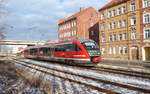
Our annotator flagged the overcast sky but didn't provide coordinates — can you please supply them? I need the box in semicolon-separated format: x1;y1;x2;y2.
4;0;110;41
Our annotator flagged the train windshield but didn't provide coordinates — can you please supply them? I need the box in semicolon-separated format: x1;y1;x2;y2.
82;41;99;50
82;41;100;56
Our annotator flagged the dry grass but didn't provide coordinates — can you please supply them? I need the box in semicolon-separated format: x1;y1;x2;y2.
0;60;51;94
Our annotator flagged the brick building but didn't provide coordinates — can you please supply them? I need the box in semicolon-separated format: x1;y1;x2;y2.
58;7;99;45
99;0;150;61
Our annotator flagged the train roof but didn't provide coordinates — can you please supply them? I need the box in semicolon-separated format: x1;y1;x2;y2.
59;39;95;43
24;39;95;50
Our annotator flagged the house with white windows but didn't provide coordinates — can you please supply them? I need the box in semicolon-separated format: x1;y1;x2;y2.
99;0;150;62
142;0;150;61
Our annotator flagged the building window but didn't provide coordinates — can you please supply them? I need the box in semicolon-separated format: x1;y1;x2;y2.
101;24;105;31
118;20;122;28
100;13;104;20
131;32;136;40
122;20;126;27
101;48;105;55
109;23;112;30
131;16;136;25
109;35;113;41
130;2;136;11
89;13;93;17
143;0;149;8
102;36;105;42
113;47;116;55
68;23;71;28
74;21;77;26
118;33;122;41
108;11;112;18
119;47;123;54
122;6;126;14
123;32;127;40
109;47;113;54
74;30;77;35
91;31;94;36
112;10;116;17
71;22;74;27
118;7;122;15
143;14;150;24
144;28;150;39
123;47;127;54
113;33;117;41
112;22;116;29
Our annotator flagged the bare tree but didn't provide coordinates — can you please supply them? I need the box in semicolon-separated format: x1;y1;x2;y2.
0;0;8;52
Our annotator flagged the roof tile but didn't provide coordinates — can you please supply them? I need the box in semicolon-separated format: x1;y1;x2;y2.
99;0;128;11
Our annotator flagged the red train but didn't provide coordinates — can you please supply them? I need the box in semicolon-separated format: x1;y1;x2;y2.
23;39;102;66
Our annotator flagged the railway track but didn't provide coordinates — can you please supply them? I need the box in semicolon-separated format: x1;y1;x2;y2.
13;60;118;94
91;67;150;79
12;59;150;93
20;59;150;79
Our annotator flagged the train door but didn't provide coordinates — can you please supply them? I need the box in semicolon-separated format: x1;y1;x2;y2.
51;48;54;57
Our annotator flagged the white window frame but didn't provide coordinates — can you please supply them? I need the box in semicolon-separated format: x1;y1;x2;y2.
109;47;113;55
119;47;122;54
143;0;149;8
113;47;116;55
101;24;105;31
112;22;116;29
108;11;112;18
100;13;104;20
144;28;150;39
122;6;126;14
118;20;122;28
122;20;126;27
118;33;122;41
101;48;105;55
131;32;136;40
130;2;136;11
109;34;113;41
109;22;112;30
118;7;122;15
123;32;127;40
102;36;105;42
143;13;150;24
112;10;116;17
131;16;136;25
123;47;127;54
113;33;116;41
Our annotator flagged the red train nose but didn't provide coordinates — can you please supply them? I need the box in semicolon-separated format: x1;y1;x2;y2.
92;57;102;62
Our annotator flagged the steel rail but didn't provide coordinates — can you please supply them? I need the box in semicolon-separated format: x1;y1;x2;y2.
13;60;119;94
14;60;150;93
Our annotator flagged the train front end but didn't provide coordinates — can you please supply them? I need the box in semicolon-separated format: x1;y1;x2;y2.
82;40;102;64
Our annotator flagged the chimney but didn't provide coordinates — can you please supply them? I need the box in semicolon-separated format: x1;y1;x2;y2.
80;7;84;12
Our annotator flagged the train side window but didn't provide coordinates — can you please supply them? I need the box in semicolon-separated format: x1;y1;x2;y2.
55;45;66;52
47;48;51;55
55;44;81;52
24;50;29;53
39;48;44;55
73;44;81;51
39;47;50;55
65;44;81;52
30;48;37;55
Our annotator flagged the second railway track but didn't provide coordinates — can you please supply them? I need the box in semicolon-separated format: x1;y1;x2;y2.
91;67;150;79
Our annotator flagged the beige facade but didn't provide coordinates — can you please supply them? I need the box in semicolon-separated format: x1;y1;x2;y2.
99;0;150;61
